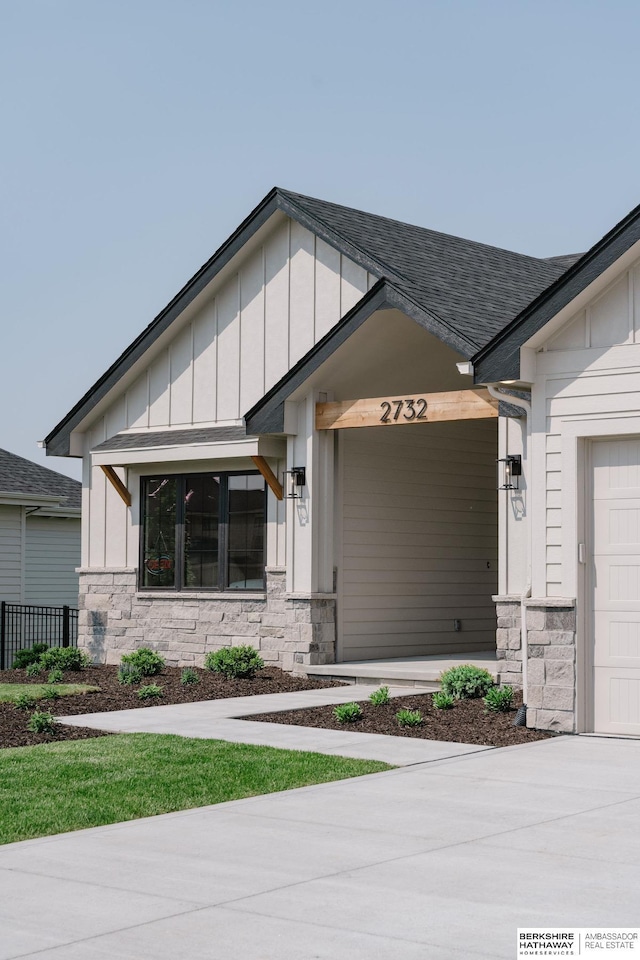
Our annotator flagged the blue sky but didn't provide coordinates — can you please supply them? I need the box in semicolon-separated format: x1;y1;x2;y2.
2;0;639;479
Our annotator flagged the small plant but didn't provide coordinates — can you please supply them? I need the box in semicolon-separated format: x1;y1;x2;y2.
48;668;64;684
483;685;514;713
27;710;57;734
14;692;37;711
25;662;43;679
439;665;495;701
41;685;61;701
368;685;390;706
432;691;454;710
13;644;48;669
396;708;423;728
121;648;165;677
118;663;143;685
204;646;264;680
138;684;163;700
180;667;200;685
333;702;363;723
40;647;91;671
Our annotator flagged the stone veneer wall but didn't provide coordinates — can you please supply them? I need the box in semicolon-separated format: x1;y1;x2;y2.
78;567;336;673
495;597;577;733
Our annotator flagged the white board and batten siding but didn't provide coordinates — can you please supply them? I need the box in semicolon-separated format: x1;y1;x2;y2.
338;421;498;661
0;505;23;603
24;516;81;608
84;219;375;569
536;259;640;597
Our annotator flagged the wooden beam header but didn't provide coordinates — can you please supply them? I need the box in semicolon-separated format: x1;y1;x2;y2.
315;389;499;431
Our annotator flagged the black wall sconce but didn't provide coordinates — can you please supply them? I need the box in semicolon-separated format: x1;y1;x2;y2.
497;455;522;490
284;467;306;499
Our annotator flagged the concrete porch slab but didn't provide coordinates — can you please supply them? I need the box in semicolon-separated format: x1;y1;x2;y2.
304;650;498;686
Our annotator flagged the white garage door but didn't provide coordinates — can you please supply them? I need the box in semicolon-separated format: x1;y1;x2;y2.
593;438;640;735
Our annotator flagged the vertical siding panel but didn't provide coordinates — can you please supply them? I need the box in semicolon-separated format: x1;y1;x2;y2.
264;221;290;390
81;444;91;568
126;373;149;429
24;517;81;606
104;467;128;567
315;238;341;339
0;505;23;602
192;300;217;423
289;222;315;365
239;248;266;413
88;419;107;568
217;275;241;419
169;322;194;425
106;396;127;440
148;350;171;426
340;257;368;315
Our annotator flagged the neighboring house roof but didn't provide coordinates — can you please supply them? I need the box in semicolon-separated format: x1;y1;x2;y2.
45;187;575;456
473;202;640;383
0;448;81;509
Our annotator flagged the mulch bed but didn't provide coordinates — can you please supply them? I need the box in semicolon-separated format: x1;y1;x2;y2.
0;665;343;750
248;690;554;748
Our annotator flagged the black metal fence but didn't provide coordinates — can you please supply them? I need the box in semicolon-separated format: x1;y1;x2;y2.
0;602;78;670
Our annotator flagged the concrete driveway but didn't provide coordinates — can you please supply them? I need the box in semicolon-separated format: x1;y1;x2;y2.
1;734;639;959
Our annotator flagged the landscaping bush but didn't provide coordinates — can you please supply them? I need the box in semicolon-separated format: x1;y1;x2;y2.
432;691;454;710
483;685;514;713
180;668;200;686
14;692;37;711
121;648;165;677
26;711;57;734
41;686;61;701
333;702;363;723
13;644;48;669
25;662;43;679
118;663;143;685
47;668;64;685
204;646;264;680
40;648;91;671
368;685;390;706
439;665;495;700
138;684;163;700
396;708;423;728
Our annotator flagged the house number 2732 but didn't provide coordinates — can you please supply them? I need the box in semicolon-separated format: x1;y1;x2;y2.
380;398;428;423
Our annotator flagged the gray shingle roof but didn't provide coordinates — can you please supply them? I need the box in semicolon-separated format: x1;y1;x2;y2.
278;190;574;351
0;448;81;508
93;426;249;452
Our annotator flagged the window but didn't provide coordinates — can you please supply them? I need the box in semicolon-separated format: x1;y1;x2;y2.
140;472;266;591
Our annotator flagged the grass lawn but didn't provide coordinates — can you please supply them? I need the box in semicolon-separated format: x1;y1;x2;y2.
0;733;392;845
0;683;99;703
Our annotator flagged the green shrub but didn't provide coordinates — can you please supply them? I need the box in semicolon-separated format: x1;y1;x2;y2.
333;702;363;723
483;685;514;712
180;668;200;686
41;686;61;701
25;662;43;679
27;710;57;734
138;684;163;700
48;668;64;685
204;646;264;680
432;691;454;710
118;663;143;685
439;665;495;700
368;685;390;706
396;708;423;727
14;692;37;711
40;648;91;671
121;648;165;677
13;644;48;669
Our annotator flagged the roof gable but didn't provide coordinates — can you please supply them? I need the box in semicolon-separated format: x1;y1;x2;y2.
473;202;640;382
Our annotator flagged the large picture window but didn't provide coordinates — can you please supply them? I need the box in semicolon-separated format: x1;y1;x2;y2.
140;472;266;591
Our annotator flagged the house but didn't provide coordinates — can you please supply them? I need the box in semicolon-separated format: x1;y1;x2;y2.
0;448;81;607
44;188;640;736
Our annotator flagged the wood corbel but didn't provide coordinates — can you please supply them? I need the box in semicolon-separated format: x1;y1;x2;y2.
251;455;283;501
100;465;132;507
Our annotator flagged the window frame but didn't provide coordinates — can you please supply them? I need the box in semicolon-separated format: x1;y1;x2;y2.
138;470;267;593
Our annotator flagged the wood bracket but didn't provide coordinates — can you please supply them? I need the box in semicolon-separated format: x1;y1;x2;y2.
251;455;283;501
100;465;132;507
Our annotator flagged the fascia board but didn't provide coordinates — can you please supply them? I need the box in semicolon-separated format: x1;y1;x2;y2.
0;492;64;507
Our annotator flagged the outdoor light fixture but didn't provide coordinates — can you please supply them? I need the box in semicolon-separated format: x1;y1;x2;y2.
284;467;306;499
497;455;522;490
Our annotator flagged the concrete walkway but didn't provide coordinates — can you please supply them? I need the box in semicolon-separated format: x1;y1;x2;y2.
1;735;639;959
59;685;492;765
